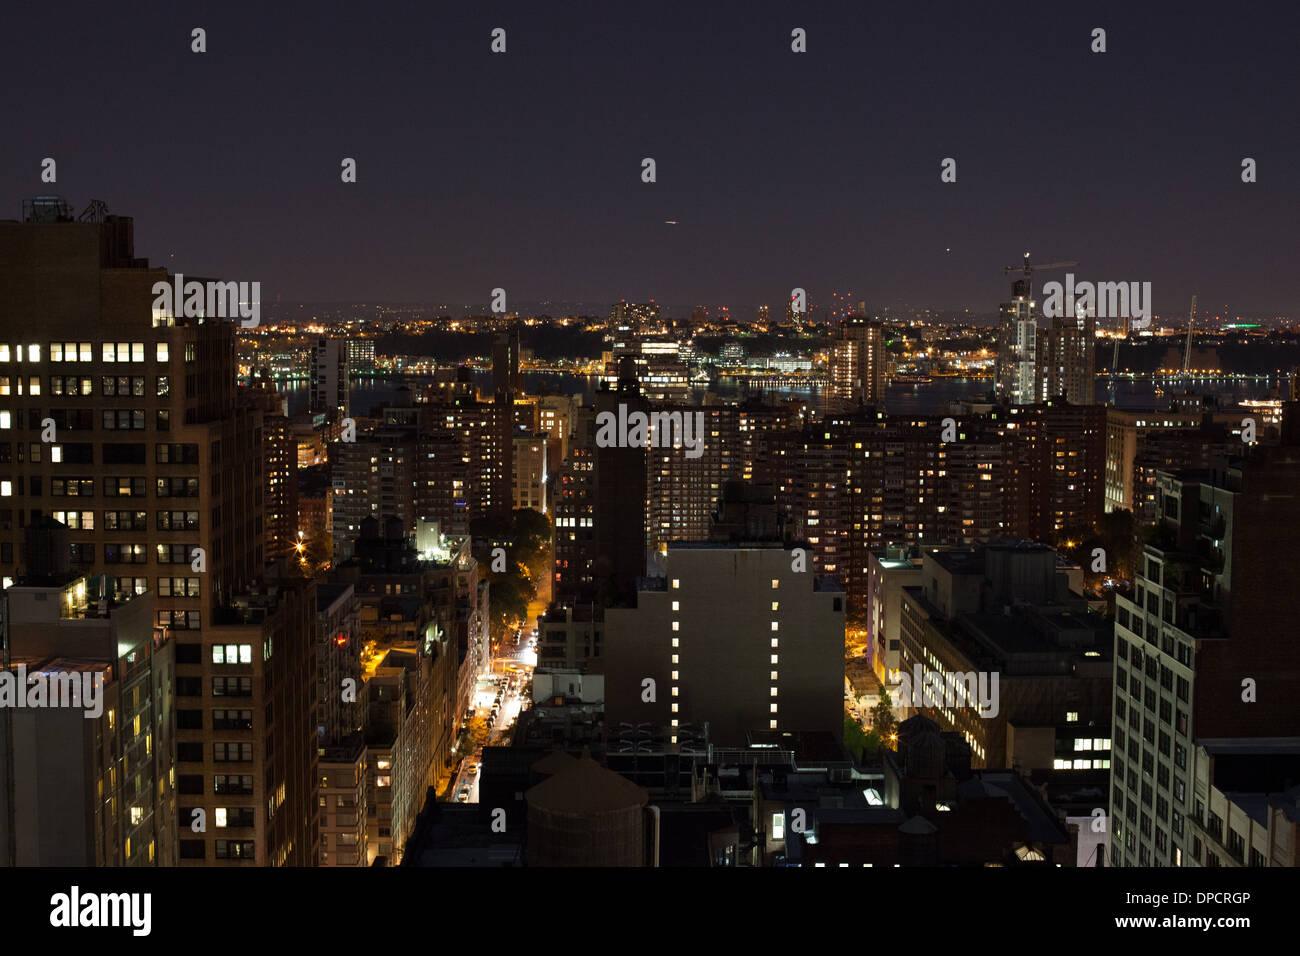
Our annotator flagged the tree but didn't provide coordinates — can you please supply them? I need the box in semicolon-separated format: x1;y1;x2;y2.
861;730;883;758
466;715;489;750
512;508;550;552
488;575;531;645
871;689;898;744
456;716;490;757
843;713;871;761
511;508;552;585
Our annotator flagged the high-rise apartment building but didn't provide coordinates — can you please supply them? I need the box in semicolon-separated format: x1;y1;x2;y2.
1109;439;1300;867
645;405;734;551
249;383;297;562
552;405;596;602
828;316;886;410
1001;402;1106;543
609;300;659;341
1104;408;1239;524
345;338;376;379
330;392;510;557
770;409;1007;614
490;328;520;522
1036;309;1096;405
537;394;577;465
311;338;349;419
554;364;648;607
318;733;368;866
316;581;362;745
513;433;547;513
179;573;318;866
0;202;313;867
997;279;1037;406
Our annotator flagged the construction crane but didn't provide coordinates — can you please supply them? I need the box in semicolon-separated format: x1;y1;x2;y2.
1182;294;1198;377
1003;252;1079;299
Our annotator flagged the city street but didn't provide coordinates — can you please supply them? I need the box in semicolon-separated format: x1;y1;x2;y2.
447;626;537;803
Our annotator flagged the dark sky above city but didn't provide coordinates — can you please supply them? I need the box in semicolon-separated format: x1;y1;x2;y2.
3;0;1298;318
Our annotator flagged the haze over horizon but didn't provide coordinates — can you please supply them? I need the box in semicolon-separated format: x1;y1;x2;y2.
3;0;1297;314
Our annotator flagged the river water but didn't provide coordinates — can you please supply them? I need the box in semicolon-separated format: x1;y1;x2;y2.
281;371;1279;418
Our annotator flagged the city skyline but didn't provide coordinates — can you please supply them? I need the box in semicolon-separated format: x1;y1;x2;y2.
4;2;1300;916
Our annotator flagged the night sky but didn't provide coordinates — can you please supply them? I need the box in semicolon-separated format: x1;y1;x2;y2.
3;0;1298;317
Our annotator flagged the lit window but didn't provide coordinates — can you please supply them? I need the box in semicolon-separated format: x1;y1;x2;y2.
27;345;39;362
671;671;679;680
771;602;779;611
771;638;778;648
1066;711;1079;723
672;638;679;648
771;671;778;680
770;687;778;696
0;411;9;429
215;808;228;828
671;687;678;697
671;601;679;611
671;703;678;713
0;481;11;497
769;719;778;729
672;579;680;589
772;813;785;840
0;346;8;362
156;342;169;362
672;621;679;631
770;704;778;713
671;654;678;664
771;579;779;589
770;654;778;664
771;621;779;631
